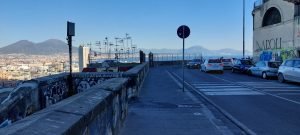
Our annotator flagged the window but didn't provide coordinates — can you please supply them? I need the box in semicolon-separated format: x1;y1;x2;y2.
268;62;281;68
255;61;262;67
241;60;252;65
256;61;265;67
262;7;281;27
222;59;231;62
285;60;294;67
294;60;300;68
208;59;221;63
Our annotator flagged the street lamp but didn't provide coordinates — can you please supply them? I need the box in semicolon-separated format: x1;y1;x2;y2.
67;21;75;96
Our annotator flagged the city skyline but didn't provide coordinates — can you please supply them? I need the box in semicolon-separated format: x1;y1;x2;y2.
0;0;255;51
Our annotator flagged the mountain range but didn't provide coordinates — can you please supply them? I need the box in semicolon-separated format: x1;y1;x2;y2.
0;39;252;56
141;46;252;56
0;39;78;55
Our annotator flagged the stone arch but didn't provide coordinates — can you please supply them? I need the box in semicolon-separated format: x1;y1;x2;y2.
262;7;282;27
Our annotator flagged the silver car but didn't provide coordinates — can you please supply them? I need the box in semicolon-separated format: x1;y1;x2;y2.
201;59;224;73
278;59;300;83
221;58;233;70
248;61;281;79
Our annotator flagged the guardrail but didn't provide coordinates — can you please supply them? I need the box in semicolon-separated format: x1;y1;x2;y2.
0;62;149;134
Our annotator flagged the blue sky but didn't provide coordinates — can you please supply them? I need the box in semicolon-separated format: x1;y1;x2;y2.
0;0;255;51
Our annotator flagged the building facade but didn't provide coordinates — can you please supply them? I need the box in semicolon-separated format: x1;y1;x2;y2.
79;45;90;72
253;0;300;61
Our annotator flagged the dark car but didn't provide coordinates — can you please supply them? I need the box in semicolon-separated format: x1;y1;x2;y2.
186;59;202;69
232;59;254;73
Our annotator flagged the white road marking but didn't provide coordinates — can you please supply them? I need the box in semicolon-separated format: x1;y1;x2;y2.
195;86;242;88
192;83;263;96
276;93;300;95
263;90;300;92
209;74;300;105
201;88;251;92
205;91;263;96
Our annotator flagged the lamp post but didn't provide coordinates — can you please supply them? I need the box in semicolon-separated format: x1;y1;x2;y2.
67;21;75;96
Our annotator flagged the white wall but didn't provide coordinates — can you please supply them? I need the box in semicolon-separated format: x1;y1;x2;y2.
79;46;90;72
253;0;300;61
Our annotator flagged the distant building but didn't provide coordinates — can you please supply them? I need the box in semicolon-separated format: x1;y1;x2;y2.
253;0;300;61
79;45;90;72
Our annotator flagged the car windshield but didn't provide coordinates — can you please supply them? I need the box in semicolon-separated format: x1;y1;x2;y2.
208;59;221;63
268;62;281;68
241;60;252;65
222;59;231;62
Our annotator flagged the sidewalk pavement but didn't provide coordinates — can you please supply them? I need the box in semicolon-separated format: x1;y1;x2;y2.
119;67;230;135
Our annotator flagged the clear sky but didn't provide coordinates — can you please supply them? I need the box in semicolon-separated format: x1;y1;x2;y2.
0;0;255;51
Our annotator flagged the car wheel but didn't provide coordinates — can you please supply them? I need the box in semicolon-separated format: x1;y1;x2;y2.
262;72;268;79
278;73;285;83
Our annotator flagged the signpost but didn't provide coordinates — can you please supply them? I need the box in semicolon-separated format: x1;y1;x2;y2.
67;21;75;96
177;25;190;92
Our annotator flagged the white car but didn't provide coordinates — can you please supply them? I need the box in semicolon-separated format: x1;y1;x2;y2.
221;58;233;70
278;58;300;83
201;59;224;73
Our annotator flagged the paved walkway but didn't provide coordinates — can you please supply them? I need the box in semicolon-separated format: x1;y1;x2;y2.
120;67;226;135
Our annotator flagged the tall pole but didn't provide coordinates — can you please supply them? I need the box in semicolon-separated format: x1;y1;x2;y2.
243;0;245;58
67;36;74;96
182;27;185;92
67;21;75;96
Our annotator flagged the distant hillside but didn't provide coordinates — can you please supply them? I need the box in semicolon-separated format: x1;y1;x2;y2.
141;46;252;56
0;39;78;55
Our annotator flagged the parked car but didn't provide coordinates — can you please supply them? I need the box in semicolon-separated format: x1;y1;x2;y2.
278;58;300;83
186;59;202;69
221;58;233;69
248;61;281;79
201;58;223;73
232;59;253;73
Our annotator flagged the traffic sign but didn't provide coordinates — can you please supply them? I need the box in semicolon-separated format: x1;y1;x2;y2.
177;25;190;39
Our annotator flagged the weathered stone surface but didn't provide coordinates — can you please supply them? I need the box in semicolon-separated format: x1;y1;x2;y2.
0;86;112;135
123;63;148;77
97;78;129;92
0;62;149;134
0;80;39;128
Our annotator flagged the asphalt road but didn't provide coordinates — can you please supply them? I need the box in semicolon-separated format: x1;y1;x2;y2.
169;67;300;135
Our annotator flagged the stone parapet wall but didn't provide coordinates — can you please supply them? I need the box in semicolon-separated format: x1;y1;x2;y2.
0;63;149;134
